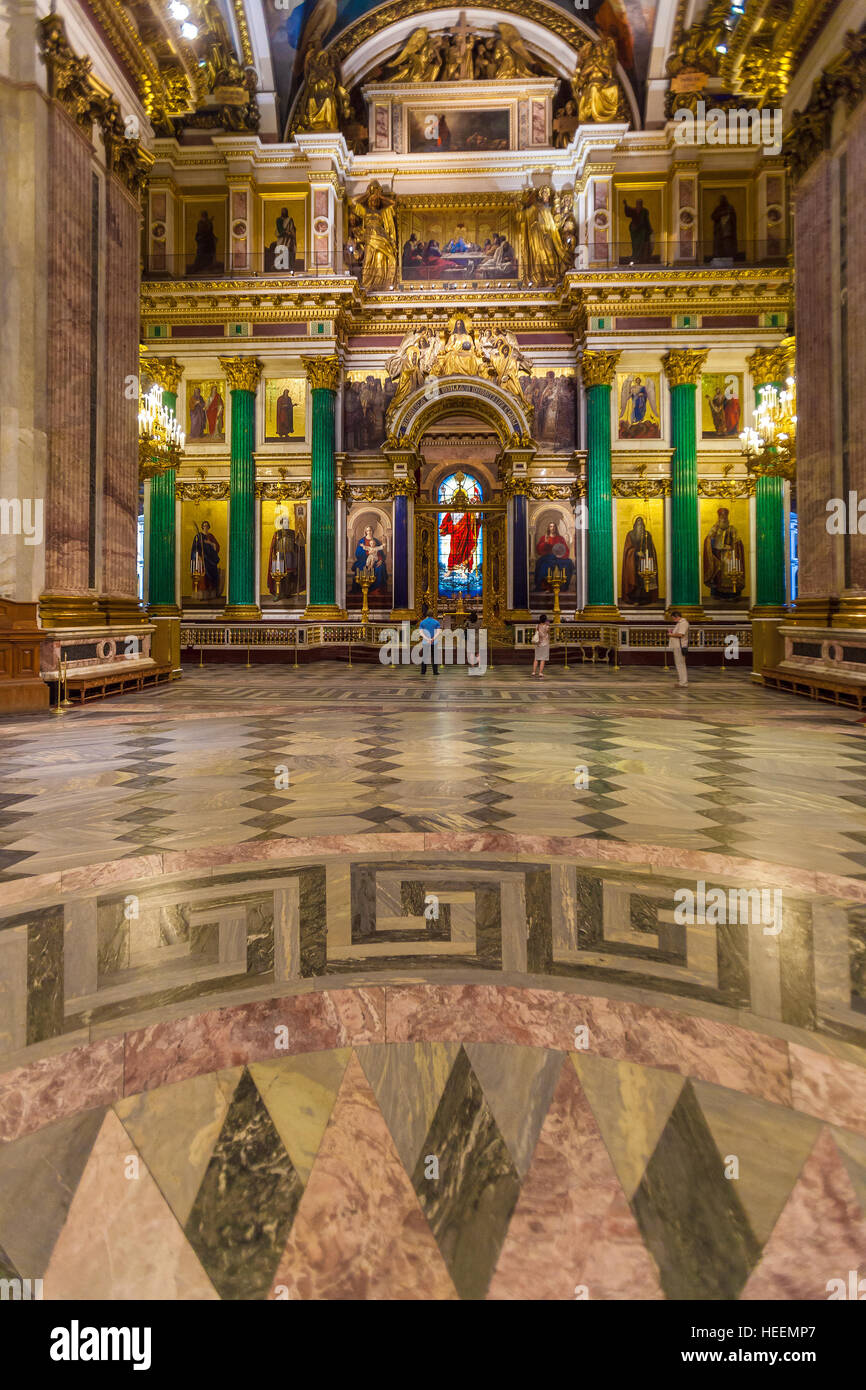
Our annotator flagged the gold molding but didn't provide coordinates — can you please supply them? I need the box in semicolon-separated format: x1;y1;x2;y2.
140;353;183;394
581;349;621;388
747;337;795;386
218;355;264;392
661;348;709;387
302;355;341;392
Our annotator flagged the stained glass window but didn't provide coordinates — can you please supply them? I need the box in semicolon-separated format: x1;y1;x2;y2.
437;471;483;600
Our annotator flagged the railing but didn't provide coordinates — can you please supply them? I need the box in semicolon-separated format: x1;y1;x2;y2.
144;239;789;284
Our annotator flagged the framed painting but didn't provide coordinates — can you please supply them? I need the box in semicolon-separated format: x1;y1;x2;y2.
181;499;227;603
183;199;226;276
617;496;666;607
260;500;307;607
522;371;576;452
261;195;307;273
407;108;510;154
701;372;743;438
264;378;306;442
616;372;662;440
186;380;226;443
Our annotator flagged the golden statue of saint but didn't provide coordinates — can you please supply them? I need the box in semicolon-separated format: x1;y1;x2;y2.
489;23;536;78
349;181;399;292
385;28;443;82
517;186;570;286
438;315;483;375
571;37;623;124
293;49;350;133
481;327;531;400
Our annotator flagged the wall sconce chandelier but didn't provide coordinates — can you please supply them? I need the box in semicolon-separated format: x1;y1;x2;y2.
739;376;797;479
138;384;185;476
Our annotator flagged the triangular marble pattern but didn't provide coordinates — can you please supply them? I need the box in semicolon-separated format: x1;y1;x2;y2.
43;1110;219;1300
358;1041;461;1174
0;1107;105;1278
249;1049;352;1184
742;1128;866;1299
489;1054;662;1300
572;1052;684;1200
271;1052;458;1300
115;1068;242;1227
463;1043;564;1177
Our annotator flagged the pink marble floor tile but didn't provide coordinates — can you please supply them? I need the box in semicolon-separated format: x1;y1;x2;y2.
488;1056;662;1299
0;873;62;909
123;987;386;1095
789;1043;866;1136
741;1127;866;1299
269;1052;458;1300
60;856;164;895
384;985;791;1104
0;1038;123;1144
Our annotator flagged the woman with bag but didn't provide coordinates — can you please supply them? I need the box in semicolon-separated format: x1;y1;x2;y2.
532;615;551;679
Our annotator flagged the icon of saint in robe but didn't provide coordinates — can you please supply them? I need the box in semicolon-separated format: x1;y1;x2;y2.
190;520;221;599
703;507;746;599
267;513;305;599
205;386;224;437
534;522;575;588
276;389;295;438
189;387;207;439
352;525;387;591
621;515;659;605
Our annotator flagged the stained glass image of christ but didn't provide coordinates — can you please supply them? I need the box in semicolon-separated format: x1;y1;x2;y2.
438;471;483;601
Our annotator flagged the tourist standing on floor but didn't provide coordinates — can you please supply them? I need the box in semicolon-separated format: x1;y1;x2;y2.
668;609;689;687
462;609;480;668
419;603;441;675
532;614;551;678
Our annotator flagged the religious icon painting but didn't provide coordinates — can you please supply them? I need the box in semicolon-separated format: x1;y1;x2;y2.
400;208;518;283
616;372;662;440
700;185;747;263
407;108;510;155
615;186;663;265
181;499;227;604
347;507;391;608
186;380;226;442
260;500;307;607
617;497;666;607
530;504;575;602
521;371;576;452
700;496;750;605
701;372;743;438
264;379;306;442
184;199;226;276
437;470;483;602
343;372;396;452
261;195;307;273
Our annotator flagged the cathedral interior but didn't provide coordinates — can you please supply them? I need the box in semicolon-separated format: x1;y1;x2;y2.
2;0;866;1326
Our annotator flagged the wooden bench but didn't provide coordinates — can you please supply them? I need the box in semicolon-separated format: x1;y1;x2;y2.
49;664;172;705
762;666;866;711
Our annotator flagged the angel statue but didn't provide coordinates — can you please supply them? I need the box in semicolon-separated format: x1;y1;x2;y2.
349;180;399;291
386;327;441;410
291;47;350;133
385;28;443;83
489;23;536;78
481;327;532;401
571;36;624;124
516;185;571;286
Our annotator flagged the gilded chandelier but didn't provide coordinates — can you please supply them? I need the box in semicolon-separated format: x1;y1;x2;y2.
138;385;185;475
739;376;797;479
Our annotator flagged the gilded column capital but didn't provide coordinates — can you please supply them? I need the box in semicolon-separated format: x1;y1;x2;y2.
501;476;531;498
141;353;183;395
218;356;264;393
391;478;418;497
662;349;709;388
747;337;795;386
581;350;621;389
303;355;341;393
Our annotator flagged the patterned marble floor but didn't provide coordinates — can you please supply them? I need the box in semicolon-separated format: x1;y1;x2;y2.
0;665;864;881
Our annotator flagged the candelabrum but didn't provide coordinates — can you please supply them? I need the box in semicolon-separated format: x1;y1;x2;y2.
357;567;374;632
739;376;797;479
547;564;566;624
138;385;185;477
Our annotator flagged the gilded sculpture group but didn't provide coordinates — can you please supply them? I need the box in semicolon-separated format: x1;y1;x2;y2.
347;180;576;292
291;24;624;137
386;314;532;412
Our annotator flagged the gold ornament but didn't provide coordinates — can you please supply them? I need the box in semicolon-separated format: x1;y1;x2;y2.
140;353;183;395
303;355;341;392
571;37;626;123
218;356;264;393
662;349;709;387
581;350;621;388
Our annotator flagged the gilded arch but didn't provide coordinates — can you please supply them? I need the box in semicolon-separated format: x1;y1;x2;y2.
385;374;535;455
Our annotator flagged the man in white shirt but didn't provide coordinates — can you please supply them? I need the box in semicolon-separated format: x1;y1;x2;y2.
668;609;689;688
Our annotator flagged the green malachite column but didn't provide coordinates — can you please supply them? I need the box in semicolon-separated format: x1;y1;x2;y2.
581;350;621;618
143;356;182;615
747;345;791;614
663;349;708;617
221;356;263;620
303;354;345;617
